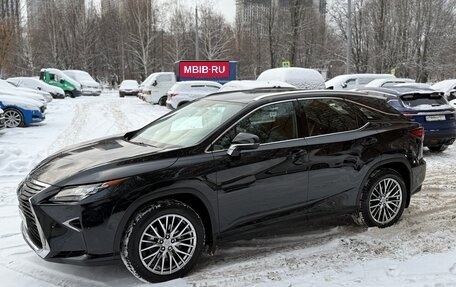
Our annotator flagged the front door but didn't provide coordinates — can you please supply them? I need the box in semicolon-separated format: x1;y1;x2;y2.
210;100;309;232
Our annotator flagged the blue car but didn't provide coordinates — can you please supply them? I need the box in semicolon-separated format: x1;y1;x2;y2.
0;95;45;128
359;87;456;152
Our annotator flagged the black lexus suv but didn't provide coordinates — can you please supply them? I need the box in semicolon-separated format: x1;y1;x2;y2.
18;89;426;283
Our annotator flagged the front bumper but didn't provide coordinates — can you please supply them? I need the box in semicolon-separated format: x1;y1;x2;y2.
81;89;102;96
18;179;121;265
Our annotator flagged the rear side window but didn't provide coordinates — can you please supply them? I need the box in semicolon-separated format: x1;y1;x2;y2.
300;99;363;137
400;93;447;108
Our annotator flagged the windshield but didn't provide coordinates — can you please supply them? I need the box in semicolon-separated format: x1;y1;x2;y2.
0;80;16;89
400;93;448;108
130;99;245;149
66;71;95;82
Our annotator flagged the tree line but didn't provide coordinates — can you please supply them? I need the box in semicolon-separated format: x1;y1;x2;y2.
0;0;455;83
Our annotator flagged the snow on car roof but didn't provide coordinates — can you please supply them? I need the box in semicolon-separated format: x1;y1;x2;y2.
257;68;325;89
431;79;456;92
220;80;295;92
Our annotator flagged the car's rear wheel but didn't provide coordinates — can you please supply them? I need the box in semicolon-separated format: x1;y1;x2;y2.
356;169;406;228
65;91;73;98
4;108;24;128
158;96;167;106
428;145;448;152
121;200;205;283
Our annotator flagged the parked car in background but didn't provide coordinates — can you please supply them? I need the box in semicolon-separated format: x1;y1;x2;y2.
358;86;456;152
219;80;296;92
166;80;221;109
0;108;5;130
7;77;65;99
40;68;81;98
393;83;432;90
257;67;325;89
0;79;47;110
325;74;395;90
18;89;426;283
141;72;176;105
63;70;102;96
119;80;140;97
6;80;53;102
0;94;45;127
448;89;456;102
365;78;415;88
431;79;456;98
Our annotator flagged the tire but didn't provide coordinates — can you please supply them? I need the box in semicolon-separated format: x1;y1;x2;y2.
428;145;448;152
158;96;167;106
65;91;74;98
4;108;24;128
355;169;406;228
121;200;205;283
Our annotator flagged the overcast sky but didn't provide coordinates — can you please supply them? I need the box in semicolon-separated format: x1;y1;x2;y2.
184;0;236;23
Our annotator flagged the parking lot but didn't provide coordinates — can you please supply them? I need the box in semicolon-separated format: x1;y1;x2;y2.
0;91;455;286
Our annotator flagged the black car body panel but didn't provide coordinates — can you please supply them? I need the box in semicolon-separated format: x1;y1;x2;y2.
18;89;426;265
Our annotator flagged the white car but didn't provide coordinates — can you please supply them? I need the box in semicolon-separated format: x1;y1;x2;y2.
325;74;395;90
365;78;415;88
166;81;221;109
219;80;296;92
63;70;102;96
7;77;65;99
141;72;177;105
0;79;47;109
119;80;140;97
431;79;456;97
6;79;53;102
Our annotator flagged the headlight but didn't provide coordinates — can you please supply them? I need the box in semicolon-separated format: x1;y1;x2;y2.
51;179;124;202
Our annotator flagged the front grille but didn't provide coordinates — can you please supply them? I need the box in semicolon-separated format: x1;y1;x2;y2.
18;180;47;248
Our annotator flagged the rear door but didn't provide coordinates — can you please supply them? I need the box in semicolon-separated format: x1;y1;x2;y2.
299;98;370;210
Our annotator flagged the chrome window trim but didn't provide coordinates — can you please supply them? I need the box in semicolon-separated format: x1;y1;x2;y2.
205;99;299;153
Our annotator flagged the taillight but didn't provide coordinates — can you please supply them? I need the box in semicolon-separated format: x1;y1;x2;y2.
168;93;178;98
409;127;424;139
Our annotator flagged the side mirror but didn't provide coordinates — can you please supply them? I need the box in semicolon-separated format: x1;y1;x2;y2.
152;80;158;87
227;132;260;157
60;79;65;84
341;82;348;89
37;87;42;90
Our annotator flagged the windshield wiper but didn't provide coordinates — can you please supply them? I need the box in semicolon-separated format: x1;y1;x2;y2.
130;141;156;148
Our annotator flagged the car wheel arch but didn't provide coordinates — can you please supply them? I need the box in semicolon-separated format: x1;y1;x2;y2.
356;157;412;208
113;188;218;254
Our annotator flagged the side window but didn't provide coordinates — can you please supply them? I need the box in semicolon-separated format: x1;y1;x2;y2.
157;74;172;82
49;73;56;81
213;101;298;150
300;99;362;137
344;78;356;89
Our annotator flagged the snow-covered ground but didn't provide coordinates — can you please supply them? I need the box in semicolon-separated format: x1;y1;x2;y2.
0;91;455;286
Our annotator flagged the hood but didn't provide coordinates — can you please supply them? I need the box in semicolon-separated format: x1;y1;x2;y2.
1;88;45;103
45;84;65;95
29;135;178;186
79;80;100;87
0;94;42;109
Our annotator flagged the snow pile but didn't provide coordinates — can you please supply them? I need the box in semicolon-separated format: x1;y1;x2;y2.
257;68;325;90
406;103;454;111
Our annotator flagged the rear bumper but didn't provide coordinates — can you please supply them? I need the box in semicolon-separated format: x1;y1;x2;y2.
410;158;426;196
423;129;456;147
81;89;102;96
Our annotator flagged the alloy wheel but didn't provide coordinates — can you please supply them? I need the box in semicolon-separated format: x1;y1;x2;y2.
139;214;197;275
4;110;22;128
368;178;403;225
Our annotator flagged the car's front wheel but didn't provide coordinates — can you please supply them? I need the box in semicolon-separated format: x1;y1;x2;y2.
356;169;406;228
4;108;24;128
158;96;167;106
121;200;205;283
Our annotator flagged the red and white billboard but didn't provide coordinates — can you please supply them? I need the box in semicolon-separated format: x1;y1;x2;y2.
179;61;230;79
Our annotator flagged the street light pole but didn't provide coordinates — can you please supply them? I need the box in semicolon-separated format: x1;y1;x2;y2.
346;0;352;74
195;4;199;60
